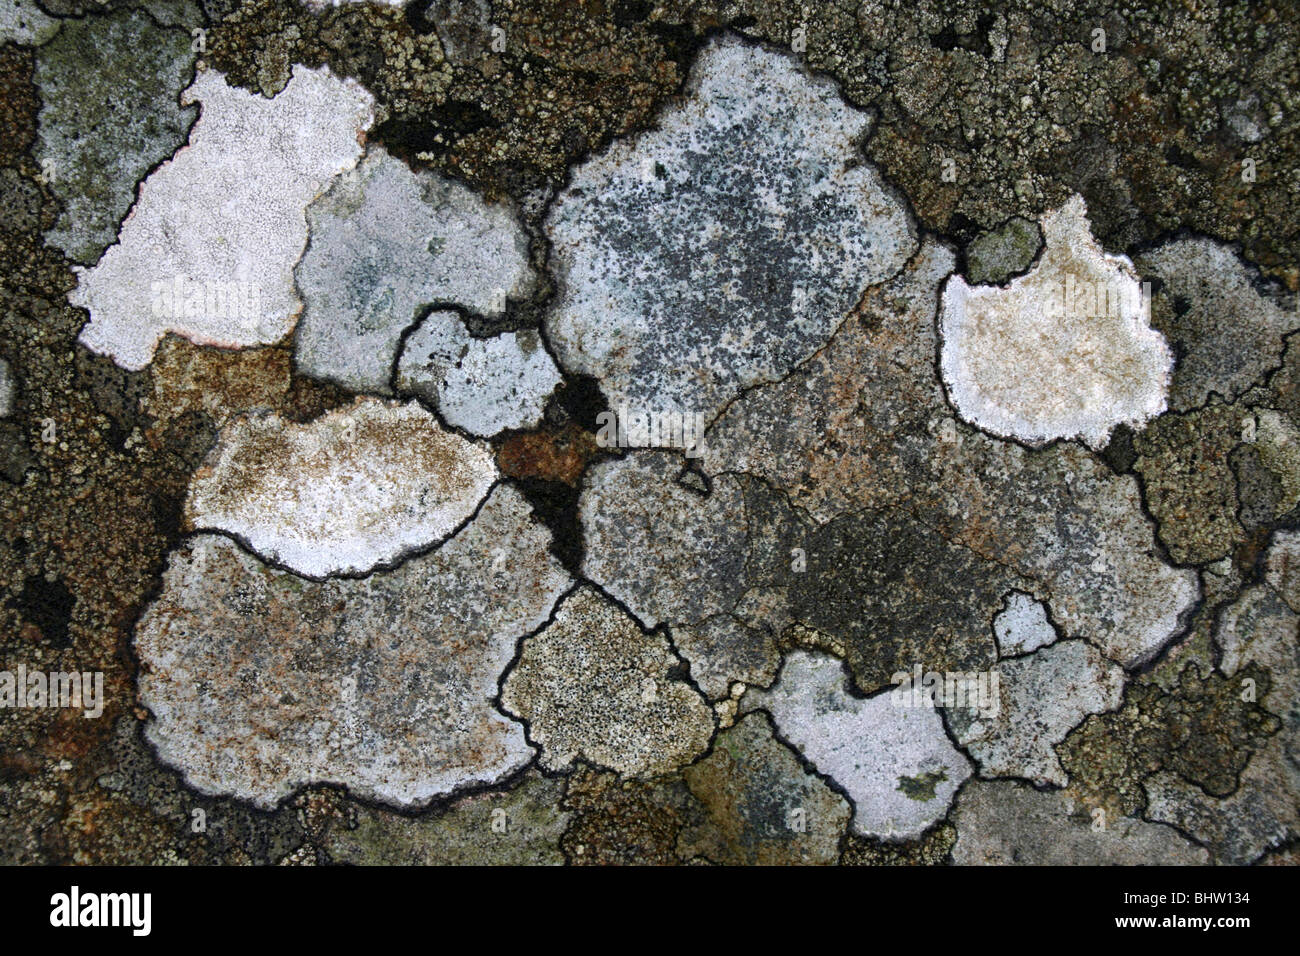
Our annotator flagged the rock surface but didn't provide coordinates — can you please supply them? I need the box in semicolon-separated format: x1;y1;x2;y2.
544;34;914;429
136;484;571;809
72;65;374;370
184;399;497;578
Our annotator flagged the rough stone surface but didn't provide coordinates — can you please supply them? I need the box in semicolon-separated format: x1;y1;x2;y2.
71;65;374;370
0;357;11;417
184;399;496;578
9;2;1300;867
395;310;559;436
1144;572;1299;863
703;240;1198;669
949;640;1126;786
136;483;571;809
963;216;1041;286
1138;238;1300;412
294;147;534;395
500;586;714;777
940;194;1172;449
0;1;58;46
35;10;196;264
325;771;570;866
1133;402;1247;565
581;452;749;629
672;615;779;702
680;713;850;865
748;651;971;840
544;34;914;429
951;781;1208;865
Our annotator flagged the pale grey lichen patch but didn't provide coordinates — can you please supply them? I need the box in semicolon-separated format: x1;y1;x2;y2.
951;780;1208;865
395;311;559;436
702;240;1198;669
679;712;850;865
544;34;915;429
35;9;195;264
136;484;571;810
747;651;970;840
0;0;58;45
1138;238;1300;411
294;147;534;395
500;586;714;777
949;641;1125;787
940;194;1172;449
72;65;375;371
993;591;1057;657
184;398;496;578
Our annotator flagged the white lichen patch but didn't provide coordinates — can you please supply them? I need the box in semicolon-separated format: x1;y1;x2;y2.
748;651;971;839
949;640;1125;786
136;484;569;809
294;148;535;395
395;310;560;436
993;591;1057;657
184;398;496;578
71;65;375;371
940;194;1172;449
500;586;715;776
544;34;915;429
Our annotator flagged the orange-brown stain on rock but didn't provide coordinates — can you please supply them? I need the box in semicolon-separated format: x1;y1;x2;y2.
497;423;597;486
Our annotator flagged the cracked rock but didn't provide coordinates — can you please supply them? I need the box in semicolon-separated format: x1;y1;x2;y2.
72;64;375;370
1144;571;1299;864
294;147;534;395
747;650;971;840
581;452;750;629
940;194;1172;449
184;398;497;578
500;586;714;777
703;239;1197;668
544;34;914;430
135;483;571;809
